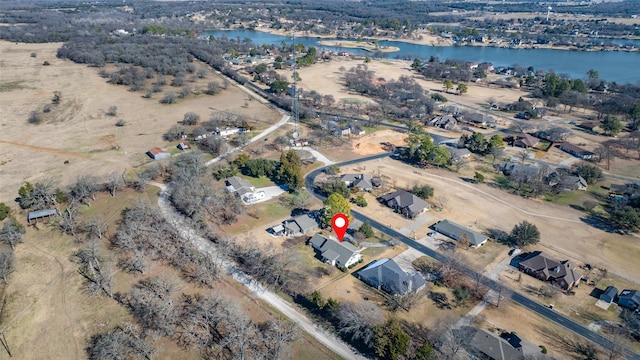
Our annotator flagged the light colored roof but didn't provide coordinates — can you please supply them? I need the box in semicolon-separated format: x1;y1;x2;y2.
434;219;488;246
283;213;318;234
28;208;58;220
226;176;253;192
358;258;426;295
309;234;359;266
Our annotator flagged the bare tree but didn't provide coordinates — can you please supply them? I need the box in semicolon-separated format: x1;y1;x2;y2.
206;81;221;95
106;171;123;197
258;320;297;360
73;241;115;297
181;112;200;126
87;322;157;360
69;175;98;205
125;276;179;336
0;248;14;281
336;301;385;348
0;220;25;250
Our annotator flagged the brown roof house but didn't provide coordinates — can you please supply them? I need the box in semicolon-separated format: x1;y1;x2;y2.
379;190;429;219
518;251;582;290
557;143;595;160
514;133;539;148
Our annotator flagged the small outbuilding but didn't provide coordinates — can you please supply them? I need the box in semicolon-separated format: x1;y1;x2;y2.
600;285;618;304
28;208;59;224
146;147;170;160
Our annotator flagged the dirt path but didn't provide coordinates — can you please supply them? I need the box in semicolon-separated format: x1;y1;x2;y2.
153;182;365;360
0;139;93;160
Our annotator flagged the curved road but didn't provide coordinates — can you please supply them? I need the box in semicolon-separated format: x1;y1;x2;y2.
305;154;640;360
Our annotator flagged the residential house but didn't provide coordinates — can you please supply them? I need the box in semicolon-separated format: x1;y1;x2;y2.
357;258;426;295
461;112;494;127
216;127;243;137
350;125;366;136
282;213;319;237
308;234;362;268
225;176;265;204
341;174;373;191
146;147;170;160
379;190;430;218
578;121;600;132
427;114;457;129
609;183;640;203
442;143;471;160
457;326;541;360
433;219;488;248
518;251;582;290
600;285;618;304
618;289;640;310
558;143;596;160
514;133;539;148
27;208;59;225
547;172;588;191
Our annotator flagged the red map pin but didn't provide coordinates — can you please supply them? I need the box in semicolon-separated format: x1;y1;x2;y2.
331;213;349;242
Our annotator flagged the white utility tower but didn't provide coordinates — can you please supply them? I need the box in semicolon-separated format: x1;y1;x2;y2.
546;6;552;21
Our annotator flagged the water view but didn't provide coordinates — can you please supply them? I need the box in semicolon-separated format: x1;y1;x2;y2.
207;29;640;84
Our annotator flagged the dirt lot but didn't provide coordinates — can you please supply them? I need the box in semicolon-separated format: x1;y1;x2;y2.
338;157;640;284
0;41;281;204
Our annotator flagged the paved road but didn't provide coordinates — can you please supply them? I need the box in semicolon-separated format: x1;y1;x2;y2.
305;155;640;360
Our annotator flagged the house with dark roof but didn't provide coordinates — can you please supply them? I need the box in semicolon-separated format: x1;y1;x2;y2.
357;258;426;295
308;234;362;268
578;121;600;132
282;213;319;237
600;285;618;304
518;251;582;290
458;326;541;360
427;114;457;129
514;133;539;148
379;190;429;218
618;289;640;310
27;208;59;224
340;174;373;191
557;143;596;160
433;219;488;248
146;147;170;160
547;172;588;191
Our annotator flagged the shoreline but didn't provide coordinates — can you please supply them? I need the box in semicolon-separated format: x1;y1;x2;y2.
316;40;400;53
248;26;639;53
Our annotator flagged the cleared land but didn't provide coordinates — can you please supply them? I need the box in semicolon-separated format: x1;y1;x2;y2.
0;41;281;204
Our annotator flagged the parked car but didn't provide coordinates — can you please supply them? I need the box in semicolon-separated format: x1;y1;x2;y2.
428;232;437;237
509;248;522;256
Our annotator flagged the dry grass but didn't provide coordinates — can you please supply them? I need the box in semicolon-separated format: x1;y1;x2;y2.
0;41;281;204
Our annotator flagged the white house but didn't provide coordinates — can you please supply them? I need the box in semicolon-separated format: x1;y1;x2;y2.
309;234;362;268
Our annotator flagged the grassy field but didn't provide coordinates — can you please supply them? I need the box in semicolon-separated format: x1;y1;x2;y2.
222;200;292;235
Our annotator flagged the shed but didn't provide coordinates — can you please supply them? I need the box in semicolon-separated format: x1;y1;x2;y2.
600;286;618;304
146;147;170;160
27;208;59;224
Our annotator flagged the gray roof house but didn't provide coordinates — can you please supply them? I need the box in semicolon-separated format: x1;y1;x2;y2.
357;258;426;295
309;234;362;268
340;174;373;191
600;285;618;304
27;208;59;224
427;114;457;129
618;289;640;310
379;190;429;218
547;172;588;191
226;176;255;196
433;219;488;247
283;213;319;237
459;326;541;360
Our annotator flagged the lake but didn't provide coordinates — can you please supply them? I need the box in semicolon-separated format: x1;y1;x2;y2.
206;30;640;84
